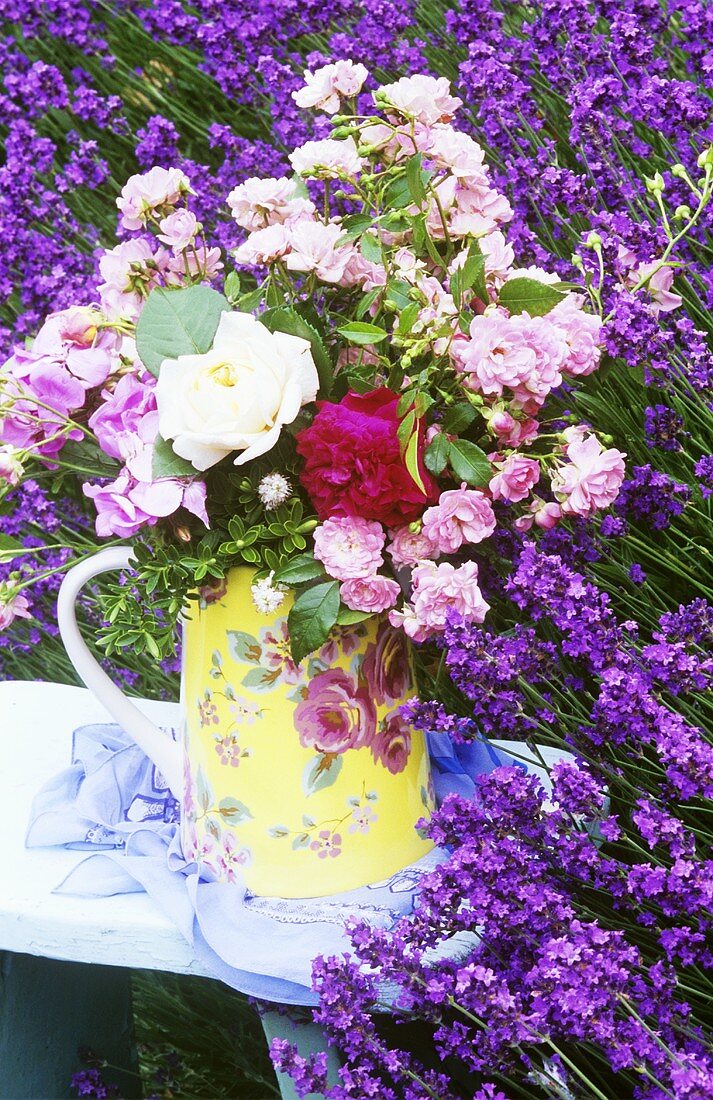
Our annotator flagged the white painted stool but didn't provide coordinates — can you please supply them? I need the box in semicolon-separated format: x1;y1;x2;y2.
0;680;337;1100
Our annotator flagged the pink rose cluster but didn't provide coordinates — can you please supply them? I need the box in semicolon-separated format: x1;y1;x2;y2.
1;307;117;458
390;560;490;643
83;372;208;538
550;429;626;518
313;516;401;614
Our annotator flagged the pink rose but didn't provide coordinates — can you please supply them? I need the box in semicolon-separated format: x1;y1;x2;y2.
550;434;626;517
289;137;364;178
294;668;377;755
458;311;567;408
424;126;485;178
292;60;368;114
116;165;191;230
387;525;438;567
489;454;541;503
377;75;462;125
371;712;412;775
233;224;292;266
390;559;490;642
98;238;170;321
549;295;602;377
361;621;412;706
157;209;199;251
314;516;385;580
421;485;496;554
227;176;315;231
284;220;355;283
340;574;400;613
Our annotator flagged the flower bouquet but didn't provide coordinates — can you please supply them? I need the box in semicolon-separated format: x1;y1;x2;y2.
0;65;627;895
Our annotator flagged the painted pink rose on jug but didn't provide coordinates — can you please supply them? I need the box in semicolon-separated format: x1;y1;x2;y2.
294;668;377;755
361;621;413;706
371;712;412;775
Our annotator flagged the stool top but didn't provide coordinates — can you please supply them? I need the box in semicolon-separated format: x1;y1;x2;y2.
0;679;210;976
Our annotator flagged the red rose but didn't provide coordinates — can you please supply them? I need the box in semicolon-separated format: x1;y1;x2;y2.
296;388;438;526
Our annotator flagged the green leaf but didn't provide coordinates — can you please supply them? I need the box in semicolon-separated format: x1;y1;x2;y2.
235;286;263;313
448;439;492;487
337;321;389;346
224;271;241;304
0;534;23;563
406;153;427;205
151;434;197;479
336;607;371;625
397;407;416;449
405;428;427;494
424;433;450;476
272;553;326;586
498;276;567;317
287;581;340;665
302;753;343;797
261;307;334;395
442;403;477;434
356;287;383;320
339;213;374;241
359;232;382;263
135;285;230;376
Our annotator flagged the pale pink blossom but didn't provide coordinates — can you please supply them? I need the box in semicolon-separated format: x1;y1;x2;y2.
513;499;563;533
289;137;364;178
340;249;387;290
116;166;191;230
480;231;515;288
449;179;513;237
458;311;568;408
157;209;199;251
508;265;561;285
424;125;485;178
340;574;401;613
487;410;539;448
233;223;292;266
394;248;427;282
421;485;496;553
0;589;31;631
489;454;541;503
549;294;603;377
226;176;315;231
636;261;683;313
292;60;368;114
377;75;462;125
550;434;626;517
313;516;385;580
387;525;438;567
284;220;355;283
98;238;170;321
179;245;223;280
389;559;489;642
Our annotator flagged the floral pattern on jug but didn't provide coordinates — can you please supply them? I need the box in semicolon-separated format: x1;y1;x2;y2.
179;570;435;898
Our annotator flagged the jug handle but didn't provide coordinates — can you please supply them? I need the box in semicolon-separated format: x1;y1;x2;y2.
57;545;183;797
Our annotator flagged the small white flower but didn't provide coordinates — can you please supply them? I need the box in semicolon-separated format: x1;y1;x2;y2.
258;472;292;510
251;572;288;615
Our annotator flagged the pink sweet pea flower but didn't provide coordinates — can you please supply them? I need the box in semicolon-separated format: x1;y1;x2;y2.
489;454;541;503
421;486;496;554
292;60;368;114
313;516;385;581
0;588;31;631
550;434;626;517
340;574;401;613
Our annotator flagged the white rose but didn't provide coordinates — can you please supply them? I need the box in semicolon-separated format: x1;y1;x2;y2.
155;312;319;471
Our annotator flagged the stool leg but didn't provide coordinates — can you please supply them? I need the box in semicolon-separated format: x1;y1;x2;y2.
260;1009;341;1100
0;951;141;1099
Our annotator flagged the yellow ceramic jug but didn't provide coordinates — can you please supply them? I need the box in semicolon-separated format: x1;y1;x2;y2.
58;548;435;898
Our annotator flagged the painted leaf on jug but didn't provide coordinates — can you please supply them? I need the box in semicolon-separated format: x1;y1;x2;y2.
227;630;262;664
302;752;343;797
218;797;254;823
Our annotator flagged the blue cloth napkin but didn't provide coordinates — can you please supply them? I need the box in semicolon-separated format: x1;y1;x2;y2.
26;723;521;1005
